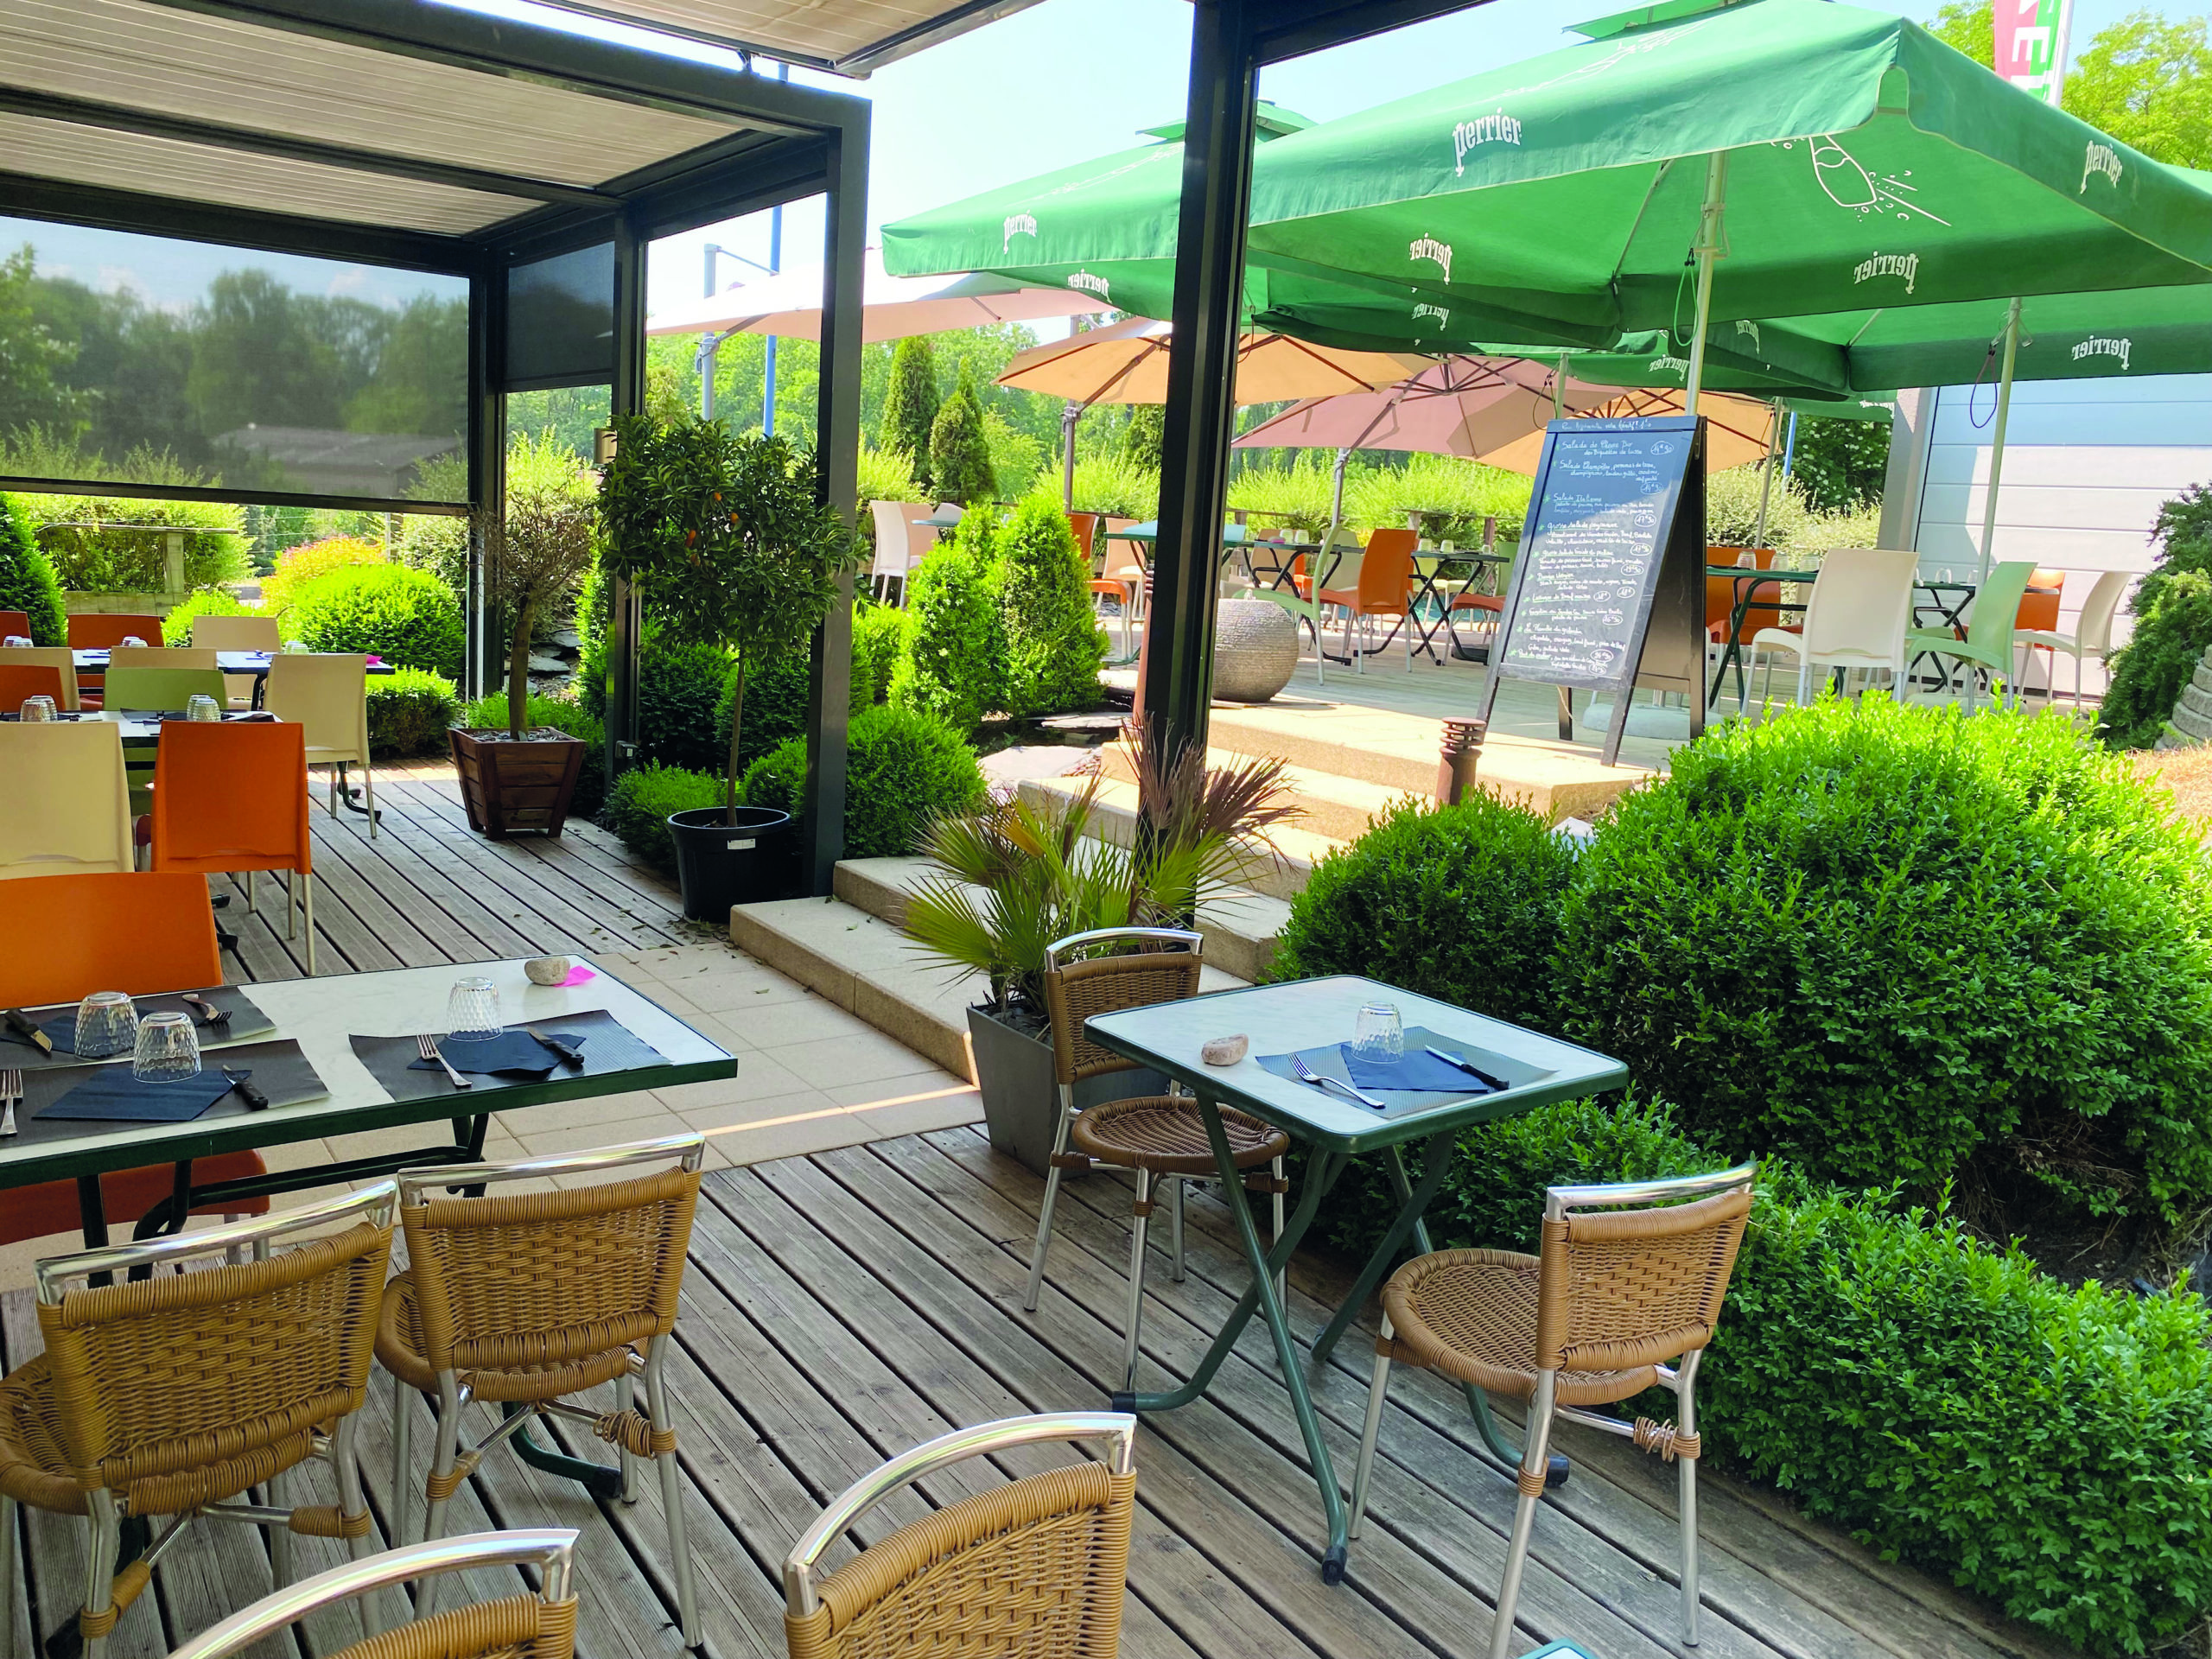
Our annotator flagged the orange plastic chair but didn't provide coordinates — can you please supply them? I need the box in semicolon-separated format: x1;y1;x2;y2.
67;614;164;649
1066;512;1103;563
0;871;220;1006
151;720;318;974
1318;528;1420;673
2013;568;2066;697
1;1158;271;1249
0;609;30;641
0;663;65;709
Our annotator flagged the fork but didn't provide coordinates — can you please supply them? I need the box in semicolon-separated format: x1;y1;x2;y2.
416;1034;472;1090
181;993;231;1031
1;1069;21;1137
1289;1052;1382;1110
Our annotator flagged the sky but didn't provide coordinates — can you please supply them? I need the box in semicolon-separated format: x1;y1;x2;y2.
12;0;2152;322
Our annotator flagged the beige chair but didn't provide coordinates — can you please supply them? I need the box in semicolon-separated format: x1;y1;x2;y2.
1094;518;1147;657
2017;568;2131;707
164;1530;581;1659
0;645;80;709
0;1184;397;1659
188;614;281;652
1348;1165;1757;1658
782;1414;1137;1659
265;653;376;837
0;721;134;879
867;500;939;604
1749;548;1918;709
379;1136;705;1645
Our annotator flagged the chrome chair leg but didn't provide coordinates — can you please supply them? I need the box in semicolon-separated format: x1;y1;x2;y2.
1488;1373;1559;1659
82;1488;122;1659
1167;1177;1185;1282
1272;1154;1287;1306
1024;1085;1077;1313
643;1337;701;1648
1348;1315;1393;1541
1677;1351;1705;1645
416;1376;466;1617
2;1491;19;1659
329;1414;379;1639
266;1465;292;1586
386;1372;411;1548
1122;1169;1154;1394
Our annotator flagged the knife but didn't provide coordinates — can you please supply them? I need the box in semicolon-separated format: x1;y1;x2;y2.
527;1029;586;1069
220;1067;269;1110
1425;1046;1509;1092
3;1008;53;1056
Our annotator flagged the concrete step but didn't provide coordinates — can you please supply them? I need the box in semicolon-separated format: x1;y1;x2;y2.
2171;699;2212;742
732;889;1254;1085
1015;773;1345;901
837;855;1294;983
1096;741;1410;843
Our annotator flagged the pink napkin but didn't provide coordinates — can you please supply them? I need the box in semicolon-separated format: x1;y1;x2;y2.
558;964;596;987
365;655;385;665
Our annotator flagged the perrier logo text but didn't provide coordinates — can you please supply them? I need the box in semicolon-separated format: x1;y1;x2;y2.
1408;236;1453;283
1452;111;1522;176
1852;251;1918;295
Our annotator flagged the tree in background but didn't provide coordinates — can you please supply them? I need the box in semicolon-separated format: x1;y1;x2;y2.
0;247;83;439
1122;404;1166;471
929;370;997;506
0;493;67;644
2100;482;2212;748
1788;416;1891;513
995;496;1104;716
881;336;942;492
1930;2;2212;167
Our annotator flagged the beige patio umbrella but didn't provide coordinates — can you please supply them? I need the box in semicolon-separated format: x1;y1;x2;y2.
1476;384;1774;474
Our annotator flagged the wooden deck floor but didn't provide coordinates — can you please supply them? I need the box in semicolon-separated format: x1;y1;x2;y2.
4;1128;2078;1659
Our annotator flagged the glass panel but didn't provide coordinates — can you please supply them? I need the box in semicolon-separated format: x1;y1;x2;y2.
0;216;467;503
506;242;615;391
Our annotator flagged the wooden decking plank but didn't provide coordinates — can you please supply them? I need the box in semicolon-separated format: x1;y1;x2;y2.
373;802;652;958
210;872;311;984
300;821;486;966
306;799;546;963
702;1168;1301;1659
1025;1134;2049;1659
392;779;682;925
295;817;454;968
735;1153;1447;1659
829;1136;1700;1659
359;800;606;958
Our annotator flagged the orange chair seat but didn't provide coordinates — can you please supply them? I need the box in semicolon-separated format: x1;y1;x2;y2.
0;664;65;708
1448;593;1504;614
0;1152;270;1248
1318;586;1407;615
0;610;31;641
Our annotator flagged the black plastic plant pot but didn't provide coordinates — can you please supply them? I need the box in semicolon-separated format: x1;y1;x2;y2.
666;806;798;922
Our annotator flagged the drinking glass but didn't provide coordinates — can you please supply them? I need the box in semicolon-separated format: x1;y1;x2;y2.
2;635;29;648
118;636;147;649
132;1011;200;1082
1351;1002;1404;1068
186;694;222;722
283;640;309;654
75;991;138;1059
446;976;503;1043
20;696;55;721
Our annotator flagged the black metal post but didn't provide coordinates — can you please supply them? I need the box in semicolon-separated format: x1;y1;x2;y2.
800;115;868;897
607;210;648;782
1138;0;1260;772
465;255;507;702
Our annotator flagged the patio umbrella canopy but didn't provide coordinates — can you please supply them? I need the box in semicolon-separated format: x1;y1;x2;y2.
645;246;1112;343
995;316;1428;404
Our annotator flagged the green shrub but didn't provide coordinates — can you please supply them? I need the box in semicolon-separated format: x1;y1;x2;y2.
1270;792;1579;1033
1558;696;2212;1224
927;372;996;507
601;762;722;874
1067;453;1160;521
393;512;467;606
630;640;734;773
161;588;251;646
460;692;606;817
711;605;901;772
0;494;67;643
22;494;247;594
2102;568;2212;750
890;543;1003;734
742;702;986;858
287;564;465;678
851;603;904;708
996;497;1103;717
880;337;941;494
259;534;387;616
365;668;460;758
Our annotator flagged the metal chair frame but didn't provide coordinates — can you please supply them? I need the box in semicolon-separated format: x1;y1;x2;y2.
164;1529;577;1659
782;1412;1136;1619
1347;1162;1756;1658
385;1135;706;1649
3;1183;398;1659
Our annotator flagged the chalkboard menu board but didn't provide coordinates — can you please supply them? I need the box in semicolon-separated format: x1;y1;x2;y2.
1478;415;1707;765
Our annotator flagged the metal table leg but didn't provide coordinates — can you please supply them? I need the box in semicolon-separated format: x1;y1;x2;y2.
1117;1114;1352;1580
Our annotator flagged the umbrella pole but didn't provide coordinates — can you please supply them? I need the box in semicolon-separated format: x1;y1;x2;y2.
1553;357;1567;421
1752;399;1781;547
1310;446;1355;686
1061;400;1084;510
1974;297;2021;589
1682;150;1729;416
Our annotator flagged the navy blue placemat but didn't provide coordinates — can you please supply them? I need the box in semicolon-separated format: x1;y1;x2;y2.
1343;1042;1487;1093
1255;1025;1496;1114
36;1067;244;1123
350;1009;667;1103
408;1029;578;1077
16;1041;327;1144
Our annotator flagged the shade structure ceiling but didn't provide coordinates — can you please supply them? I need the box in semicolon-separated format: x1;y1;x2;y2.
526;0;1044;74
0;0;785;238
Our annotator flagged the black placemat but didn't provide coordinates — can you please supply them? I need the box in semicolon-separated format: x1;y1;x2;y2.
407;1029;576;1077
1;987;275;1071
19;1039;327;1136
37;1067;241;1123
350;1009;666;1103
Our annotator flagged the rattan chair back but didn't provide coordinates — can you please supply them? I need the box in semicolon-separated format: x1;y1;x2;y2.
397;1138;702;1389
1534;1170;1755;1376
1042;928;1202;1086
33;1185;394;1516
783;1413;1137;1659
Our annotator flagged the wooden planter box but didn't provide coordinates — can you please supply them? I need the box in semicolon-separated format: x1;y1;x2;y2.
449;727;586;838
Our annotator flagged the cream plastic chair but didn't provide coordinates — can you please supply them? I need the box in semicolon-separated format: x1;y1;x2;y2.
265;653;376;837
2017;568;2130;707
2;645;79;709
0;721;133;879
1748;548;1917;709
867;500;935;604
1095;518;1147;657
188;614;281;652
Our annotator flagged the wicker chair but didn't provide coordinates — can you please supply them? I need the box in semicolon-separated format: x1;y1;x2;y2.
377;1135;706;1646
1022;928;1288;1393
782;1413;1137;1659
0;1184;398;1659
1347;1164;1756;1657
165;1529;580;1659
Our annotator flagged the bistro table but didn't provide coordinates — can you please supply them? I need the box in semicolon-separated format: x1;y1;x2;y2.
1706;564;1817;707
1085;975;1628;1580
1409;550;1512;664
73;649;397;710
0;957;734;1249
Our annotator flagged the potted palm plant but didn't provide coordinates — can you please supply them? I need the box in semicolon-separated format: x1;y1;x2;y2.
903;726;1295;1173
449;483;596;836
599;412;860;919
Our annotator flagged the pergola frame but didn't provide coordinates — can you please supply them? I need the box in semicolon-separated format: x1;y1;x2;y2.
0;0;869;894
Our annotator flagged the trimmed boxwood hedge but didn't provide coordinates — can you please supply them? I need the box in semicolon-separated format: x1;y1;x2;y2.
287;564;464;679
601;762;721;874
741;702;985;858
365;669;460;758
